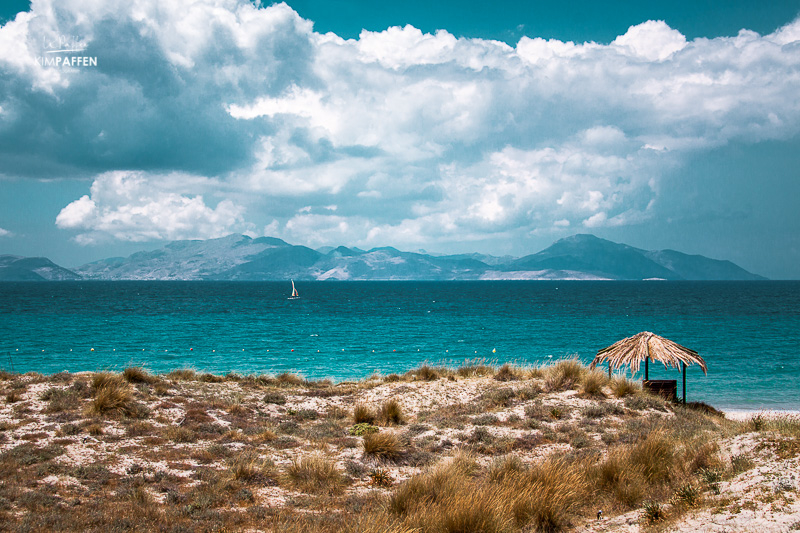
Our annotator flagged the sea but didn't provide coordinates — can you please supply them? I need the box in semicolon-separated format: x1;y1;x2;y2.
1;280;799;411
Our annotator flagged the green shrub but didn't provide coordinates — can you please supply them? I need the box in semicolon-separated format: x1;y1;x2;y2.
641;501;665;523
349;423;380;436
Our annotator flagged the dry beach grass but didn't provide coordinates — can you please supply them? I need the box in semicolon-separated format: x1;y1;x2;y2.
0;362;797;532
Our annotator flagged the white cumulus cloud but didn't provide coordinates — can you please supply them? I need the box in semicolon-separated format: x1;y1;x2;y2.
55;171;250;244
1;0;799;249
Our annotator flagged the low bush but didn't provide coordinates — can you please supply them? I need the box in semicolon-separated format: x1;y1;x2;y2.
369;467;394;487
40;387;80;413
641;501;665;524
482;387;516;408
262;391;286;405
349;423;379;436
672;483;700;508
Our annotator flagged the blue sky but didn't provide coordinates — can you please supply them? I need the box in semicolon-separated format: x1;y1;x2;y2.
1;0;799;278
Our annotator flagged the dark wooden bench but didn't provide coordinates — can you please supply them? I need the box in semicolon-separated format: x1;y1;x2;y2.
643;379;677;401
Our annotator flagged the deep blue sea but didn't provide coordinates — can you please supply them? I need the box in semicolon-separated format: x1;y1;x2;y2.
1;281;798;410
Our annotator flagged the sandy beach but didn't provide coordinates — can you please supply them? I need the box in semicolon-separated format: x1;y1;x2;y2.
1;363;798;532
722;410;800;422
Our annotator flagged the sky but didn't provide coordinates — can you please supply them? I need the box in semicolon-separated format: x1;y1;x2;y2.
0;1;799;278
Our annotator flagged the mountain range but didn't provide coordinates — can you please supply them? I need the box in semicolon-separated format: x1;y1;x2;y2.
0;234;766;281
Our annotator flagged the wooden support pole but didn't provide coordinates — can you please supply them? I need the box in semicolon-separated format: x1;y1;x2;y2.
682;362;687;405
645;357;649;381
608;361;611;378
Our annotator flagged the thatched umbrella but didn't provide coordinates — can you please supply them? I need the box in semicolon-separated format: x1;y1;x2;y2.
590;331;707;403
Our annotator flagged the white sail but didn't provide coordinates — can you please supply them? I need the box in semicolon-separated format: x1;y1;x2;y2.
289;280;299;298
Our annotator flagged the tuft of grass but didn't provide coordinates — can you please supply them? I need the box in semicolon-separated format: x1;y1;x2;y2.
543;358;585;392
199;372;224;383
363;431;404;461
87;372;147;418
627;430;677;484
609;376;641;397
493;364;519;382
228;450;276;483
503;457;583;532
122;367;156;384
457;360;495;378
413;365;441;381
389;454;579;533
276;372;305;387
166;368;197;381
579;370;608;398
353;403;376;424
283;454;345;494
487;455;525;483
378;398;405;426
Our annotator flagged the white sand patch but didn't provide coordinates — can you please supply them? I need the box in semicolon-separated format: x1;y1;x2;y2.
724;410;800;422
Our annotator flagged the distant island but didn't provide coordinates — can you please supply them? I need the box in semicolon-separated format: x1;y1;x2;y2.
0;234;766;281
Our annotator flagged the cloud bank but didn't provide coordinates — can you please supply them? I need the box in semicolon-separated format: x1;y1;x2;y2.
1;0;799;248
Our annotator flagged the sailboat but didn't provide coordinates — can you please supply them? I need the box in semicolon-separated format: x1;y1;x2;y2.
288;280;300;300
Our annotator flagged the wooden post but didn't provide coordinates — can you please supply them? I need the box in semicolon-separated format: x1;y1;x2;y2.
682;362;686;404
608;361;611;378
645;357;649;381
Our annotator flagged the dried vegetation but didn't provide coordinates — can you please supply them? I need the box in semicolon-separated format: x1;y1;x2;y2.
0;360;793;532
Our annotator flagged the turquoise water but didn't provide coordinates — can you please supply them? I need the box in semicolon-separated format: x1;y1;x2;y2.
1;281;799;410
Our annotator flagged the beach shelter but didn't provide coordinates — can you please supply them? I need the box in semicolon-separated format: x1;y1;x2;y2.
590;331;707;404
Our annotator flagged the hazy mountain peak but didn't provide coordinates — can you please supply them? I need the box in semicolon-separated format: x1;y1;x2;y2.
3;233;762;281
0;255;81;281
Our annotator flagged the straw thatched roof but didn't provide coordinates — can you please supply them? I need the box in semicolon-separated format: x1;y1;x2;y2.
590;331;707;375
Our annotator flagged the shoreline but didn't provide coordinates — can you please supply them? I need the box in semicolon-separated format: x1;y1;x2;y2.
722;409;800;421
